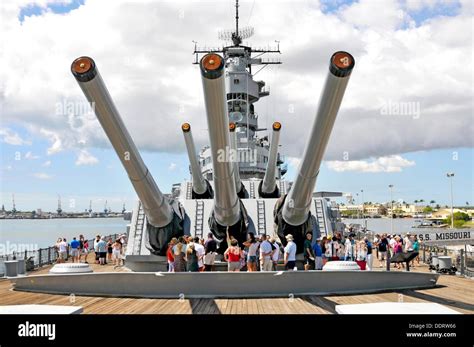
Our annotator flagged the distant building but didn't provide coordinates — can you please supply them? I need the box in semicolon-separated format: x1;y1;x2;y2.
387;203;424;217
430;208;472;220
339;204;362;212
365;204;387;216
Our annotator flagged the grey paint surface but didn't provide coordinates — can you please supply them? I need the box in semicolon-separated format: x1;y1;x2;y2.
282;63;352;226
261;125;281;194
13;271;439;299
74;61;172;228
182;126;207;195
200;58;240;226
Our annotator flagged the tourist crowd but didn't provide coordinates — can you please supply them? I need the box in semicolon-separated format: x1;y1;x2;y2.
53;230;420;272
54;234;127;268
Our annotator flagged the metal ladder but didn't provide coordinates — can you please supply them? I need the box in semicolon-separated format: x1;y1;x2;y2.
186;182;193;200
194;200;204;239
314;199;327;235
133;201;146;254
249;181;255;198
257;200;266;234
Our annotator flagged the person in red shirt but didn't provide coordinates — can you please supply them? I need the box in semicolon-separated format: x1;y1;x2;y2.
167;238;177;272
224;239;243;272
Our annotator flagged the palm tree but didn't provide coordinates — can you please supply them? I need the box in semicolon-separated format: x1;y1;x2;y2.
430;200;435;206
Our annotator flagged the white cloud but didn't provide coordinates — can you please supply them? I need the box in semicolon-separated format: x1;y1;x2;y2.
75;150;99;166
168;162;177;171
39;128;63;155
326;155;416;173
0;128;31;146
340;0;406;31
32;172;53;179
286;156;302;169
42;160;52;167
24;151;40;160
0;0;472;164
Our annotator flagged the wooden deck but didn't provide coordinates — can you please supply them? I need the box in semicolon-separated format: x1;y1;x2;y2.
1;255;473;314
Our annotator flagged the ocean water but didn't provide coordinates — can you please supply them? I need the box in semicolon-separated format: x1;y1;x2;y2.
0;218;129;255
1;217;470;255
343;217;419;234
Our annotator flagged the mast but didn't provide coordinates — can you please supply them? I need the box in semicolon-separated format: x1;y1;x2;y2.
57;194;62;215
11;194;16;214
233;0;240;45
192;0;283;182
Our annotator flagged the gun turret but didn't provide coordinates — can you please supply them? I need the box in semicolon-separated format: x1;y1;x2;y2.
259;122;281;198
182;123;213;199
71;57;184;255
275;51;355;253
200;53;248;248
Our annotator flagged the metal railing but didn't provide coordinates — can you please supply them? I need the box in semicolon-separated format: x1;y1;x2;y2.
420;244;474;277
0;234;120;271
347;230;473;278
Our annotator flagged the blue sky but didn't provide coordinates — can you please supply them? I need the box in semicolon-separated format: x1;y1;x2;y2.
1;136;472;211
1;0;472;212
18;0;84;22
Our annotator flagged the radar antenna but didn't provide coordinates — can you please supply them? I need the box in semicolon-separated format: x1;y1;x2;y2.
217;0;254;45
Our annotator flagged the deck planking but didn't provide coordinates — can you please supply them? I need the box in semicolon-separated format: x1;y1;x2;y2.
1;255;472;314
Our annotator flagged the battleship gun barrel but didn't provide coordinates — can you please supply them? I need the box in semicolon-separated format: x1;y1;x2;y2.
261;122;281;195
71;56;173;228
282;51;355;226
228;123;243;193
181;123;208;195
200;54;240;226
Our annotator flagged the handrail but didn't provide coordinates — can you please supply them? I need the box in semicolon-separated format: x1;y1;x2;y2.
0;234;120;270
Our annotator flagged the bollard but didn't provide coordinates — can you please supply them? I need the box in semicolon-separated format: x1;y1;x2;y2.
17;259;26;275
4;260;18;277
423;245;426;263
460;249;465;276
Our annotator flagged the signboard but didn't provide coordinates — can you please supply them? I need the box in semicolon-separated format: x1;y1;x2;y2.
415;230;474;245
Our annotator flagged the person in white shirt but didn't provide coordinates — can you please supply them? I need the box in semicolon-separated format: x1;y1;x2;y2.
344;235;355;261
259;237;273;271
356;241;367;261
193;237;205;271
270;238;280;270
389;235;397;257
57;238;68;263
326;236;340;260
404;233;413;252
284;234;297;270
